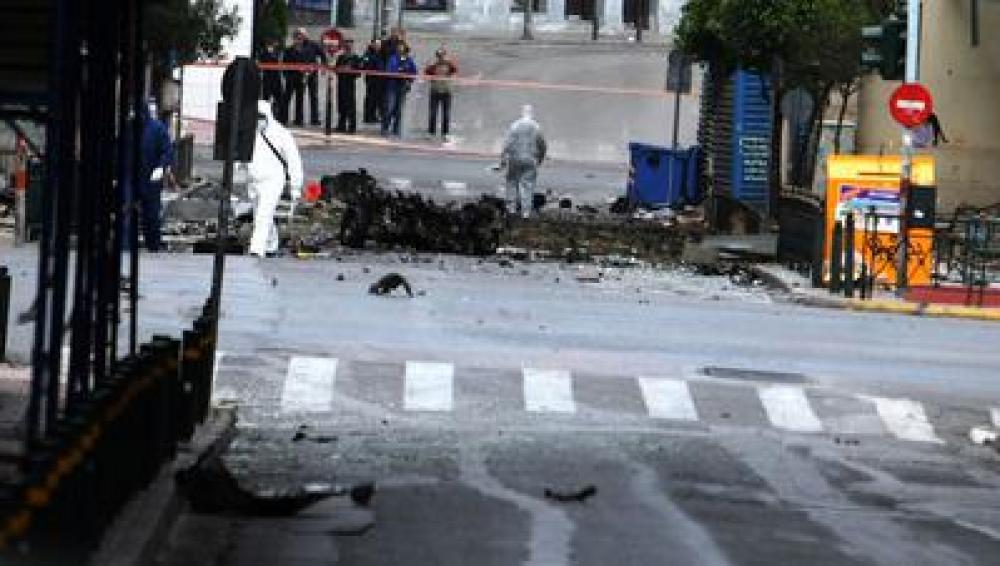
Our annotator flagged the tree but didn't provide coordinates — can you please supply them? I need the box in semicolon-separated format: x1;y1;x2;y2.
145;0;241;106
677;0;874;195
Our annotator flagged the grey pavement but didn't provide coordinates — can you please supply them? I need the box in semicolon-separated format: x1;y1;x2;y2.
139;249;1000;566
186;37;697;164
192;140;627;205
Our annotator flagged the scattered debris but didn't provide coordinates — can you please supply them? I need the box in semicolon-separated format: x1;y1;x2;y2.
544;485;598;503
271;277;278;287
336;274;345;281
350;482;376;507
498;259;514;268
175;454;331;516
969;426;999;446
833;437;861;446
292;425;337;444
369;273;413;297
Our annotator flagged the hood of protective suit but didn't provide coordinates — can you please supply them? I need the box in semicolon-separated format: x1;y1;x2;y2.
248;99;304;198
502;104;546;164
257;100;275;125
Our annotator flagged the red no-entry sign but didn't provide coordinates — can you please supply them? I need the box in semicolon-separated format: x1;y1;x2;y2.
889;83;933;128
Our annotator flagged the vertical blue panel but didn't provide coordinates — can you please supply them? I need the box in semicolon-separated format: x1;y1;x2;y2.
731;70;773;216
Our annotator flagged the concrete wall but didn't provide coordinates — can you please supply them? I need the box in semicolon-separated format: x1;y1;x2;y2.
857;1;1000;211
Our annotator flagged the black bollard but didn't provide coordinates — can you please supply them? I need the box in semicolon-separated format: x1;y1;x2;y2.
0;266;9;361
844;213;855;298
830;221;843;293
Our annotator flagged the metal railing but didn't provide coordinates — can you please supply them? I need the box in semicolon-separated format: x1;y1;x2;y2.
0;298;218;561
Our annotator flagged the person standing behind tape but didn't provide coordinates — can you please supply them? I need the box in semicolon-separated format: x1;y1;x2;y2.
248;100;304;257
362;40;383;124
259;38;285;123
381;43;417;137
501;104;547;219
335;39;363;133
424;47;458;139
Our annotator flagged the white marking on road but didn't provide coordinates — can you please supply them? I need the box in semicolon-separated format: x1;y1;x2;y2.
758;386;824;433
991;407;1000;428
867;396;942;443
523;368;575;413
638;377;698;421
389;177;412;190
281;356;338;413
404;361;454;412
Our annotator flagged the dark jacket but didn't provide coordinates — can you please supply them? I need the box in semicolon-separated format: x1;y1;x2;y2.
139;105;173;192
335;52;363;87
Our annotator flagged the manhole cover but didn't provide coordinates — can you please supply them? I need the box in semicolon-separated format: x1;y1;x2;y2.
701;366;808;384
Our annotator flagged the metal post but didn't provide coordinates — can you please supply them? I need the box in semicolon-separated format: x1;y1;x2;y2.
636;0;644;43
0;267;9;361
671;89;682;150
210;62;246;326
896;0;921;292
592;0;600;41
325;71;333;136
844;213;855;298
830;220;843;293
811;212;826;288
522;0;534;40
397;0;404;29
371;0;380;41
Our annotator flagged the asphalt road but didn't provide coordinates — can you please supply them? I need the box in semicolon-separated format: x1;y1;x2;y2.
193;141;628;205
148;251;1000;566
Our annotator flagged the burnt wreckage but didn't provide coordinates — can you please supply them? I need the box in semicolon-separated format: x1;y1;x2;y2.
326;169;508;255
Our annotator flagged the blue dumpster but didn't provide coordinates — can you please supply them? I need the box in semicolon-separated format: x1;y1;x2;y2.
627;143;702;207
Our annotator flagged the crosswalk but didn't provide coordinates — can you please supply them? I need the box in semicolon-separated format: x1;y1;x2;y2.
212;353;989;444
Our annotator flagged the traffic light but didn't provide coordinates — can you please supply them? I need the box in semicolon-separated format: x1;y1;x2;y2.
860;16;906;81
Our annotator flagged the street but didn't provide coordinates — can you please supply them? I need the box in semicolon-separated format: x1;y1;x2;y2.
149;251;1000;566
192;141;628;205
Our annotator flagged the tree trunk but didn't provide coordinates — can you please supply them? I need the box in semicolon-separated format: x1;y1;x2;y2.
833;82;854;155
803;82;834;191
768;57;783;219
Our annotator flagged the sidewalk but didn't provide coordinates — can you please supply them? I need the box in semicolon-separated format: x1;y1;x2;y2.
753;263;1000;322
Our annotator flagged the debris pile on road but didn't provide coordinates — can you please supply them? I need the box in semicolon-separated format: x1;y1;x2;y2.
329;169;508;255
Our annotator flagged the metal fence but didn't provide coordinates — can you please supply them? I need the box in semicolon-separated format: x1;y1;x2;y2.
0;1;227;561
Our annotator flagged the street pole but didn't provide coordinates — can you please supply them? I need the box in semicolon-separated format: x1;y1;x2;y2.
636;0;644;43
671;88;681;149
896;0;920;291
591;0;600;41
371;0;379;41
397;0;404;29
522;0;533;40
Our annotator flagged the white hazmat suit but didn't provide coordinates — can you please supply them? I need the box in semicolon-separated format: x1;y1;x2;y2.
248;100;304;256
501;105;547;218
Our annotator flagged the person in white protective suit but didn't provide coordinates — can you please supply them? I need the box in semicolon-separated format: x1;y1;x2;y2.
248;100;304;257
501;104;547;218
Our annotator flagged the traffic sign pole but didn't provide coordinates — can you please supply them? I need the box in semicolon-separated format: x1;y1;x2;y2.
896;0;922;292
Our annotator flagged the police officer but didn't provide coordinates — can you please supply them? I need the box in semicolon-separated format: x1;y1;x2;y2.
286;28;327;126
335;40;363;133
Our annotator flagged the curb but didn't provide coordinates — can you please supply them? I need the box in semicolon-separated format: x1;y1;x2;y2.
750;265;1000;322
88;405;238;566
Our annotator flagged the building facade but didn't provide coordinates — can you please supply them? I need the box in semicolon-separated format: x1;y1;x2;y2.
295;0;685;35
857;1;1000;212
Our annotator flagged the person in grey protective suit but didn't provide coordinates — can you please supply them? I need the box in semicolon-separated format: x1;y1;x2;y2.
501;105;547;218
248;100;304;257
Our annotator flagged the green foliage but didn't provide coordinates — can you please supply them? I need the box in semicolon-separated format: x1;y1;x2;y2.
145;0;241;67
257;0;289;49
676;0;874;85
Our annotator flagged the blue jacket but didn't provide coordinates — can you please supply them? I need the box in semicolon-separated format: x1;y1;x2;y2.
139;106;174;191
386;54;417;93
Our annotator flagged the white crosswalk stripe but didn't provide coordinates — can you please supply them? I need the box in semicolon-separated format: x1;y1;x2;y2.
404;361;454;412
523;368;576;413
758;386;824;433
867;396;942;443
638;377;698;421
281;356;338;414
213;354;982;445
